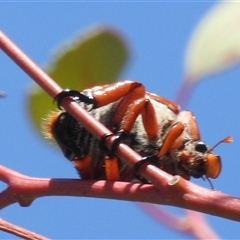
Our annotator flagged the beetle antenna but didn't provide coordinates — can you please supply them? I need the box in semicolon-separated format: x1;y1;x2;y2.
207;136;233;153
202;176;215;190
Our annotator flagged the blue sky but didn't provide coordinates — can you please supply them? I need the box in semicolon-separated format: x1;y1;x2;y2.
1;1;240;239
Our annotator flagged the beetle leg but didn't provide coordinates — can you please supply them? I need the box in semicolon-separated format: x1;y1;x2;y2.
54;89;94;109
73;154;120;181
107;82;146;130
157;122;184;157
146;92;180;114
92;80;145;108
55;81;147;130
55;80;146;111
98;133;121;181
133;156;158;183
104;157;120;181
99;132;125;156
120;98;159;141
132;122;184;183
98;133;114;156
176;111;200;140
72;155;94;179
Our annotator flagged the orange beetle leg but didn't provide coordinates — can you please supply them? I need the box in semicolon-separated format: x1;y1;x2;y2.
104;157;120;181
73;155;93;179
177;111;200;140
141;99;159;141
146;92;180;114
120;98;159;140
120;98;145;131
92;80;145;108
110;82;146;130
171;111;200;150
157;122;184;157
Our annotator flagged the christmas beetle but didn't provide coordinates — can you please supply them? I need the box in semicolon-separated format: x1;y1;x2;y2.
43;80;232;185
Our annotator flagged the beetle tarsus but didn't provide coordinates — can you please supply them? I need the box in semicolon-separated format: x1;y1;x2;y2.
133;156;158;183
99;131;128;158
54;89;94;109
99;133;114;156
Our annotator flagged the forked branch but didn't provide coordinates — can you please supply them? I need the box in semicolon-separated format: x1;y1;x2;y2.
0;164;239;221
1;30;240;223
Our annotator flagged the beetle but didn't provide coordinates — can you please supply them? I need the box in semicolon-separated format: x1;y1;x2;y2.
43;80;231;184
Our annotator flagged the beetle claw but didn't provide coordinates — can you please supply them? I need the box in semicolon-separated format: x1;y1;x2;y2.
133;156;158;183
99;131;128;158
54;89;94;109
99;133;114;156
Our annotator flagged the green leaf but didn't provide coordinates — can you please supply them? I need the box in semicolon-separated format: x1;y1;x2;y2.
184;2;240;82
28;25;129;135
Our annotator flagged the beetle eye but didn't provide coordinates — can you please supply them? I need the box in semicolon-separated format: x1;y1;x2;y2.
195;142;208;153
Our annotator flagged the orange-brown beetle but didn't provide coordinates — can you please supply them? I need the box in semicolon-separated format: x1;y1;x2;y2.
43;80;231;184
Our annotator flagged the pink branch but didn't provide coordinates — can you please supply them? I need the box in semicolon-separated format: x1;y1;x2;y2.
174;79;195;107
0;218;49;240
184;210;220;239
137;203;220;239
0;165;239;222
1;30;240;227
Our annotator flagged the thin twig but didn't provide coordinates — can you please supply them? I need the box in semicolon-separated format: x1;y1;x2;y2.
0;218;49;240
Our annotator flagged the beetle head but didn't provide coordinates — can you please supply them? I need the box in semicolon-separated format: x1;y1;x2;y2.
179;136;232;180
